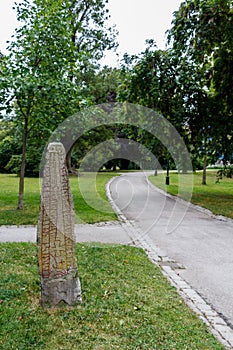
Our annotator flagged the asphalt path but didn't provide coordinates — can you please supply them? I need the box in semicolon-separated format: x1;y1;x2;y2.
109;171;233;328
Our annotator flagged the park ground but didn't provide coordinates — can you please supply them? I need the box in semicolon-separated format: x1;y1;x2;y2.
0;170;231;349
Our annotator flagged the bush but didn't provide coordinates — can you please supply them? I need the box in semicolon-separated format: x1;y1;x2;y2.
216;166;233;183
5;155;22;175
0;136;21;173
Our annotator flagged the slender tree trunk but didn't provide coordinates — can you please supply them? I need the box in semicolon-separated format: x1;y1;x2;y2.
17;116;29;210
202;154;207;185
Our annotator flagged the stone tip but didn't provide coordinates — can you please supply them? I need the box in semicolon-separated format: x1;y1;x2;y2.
47;142;65;154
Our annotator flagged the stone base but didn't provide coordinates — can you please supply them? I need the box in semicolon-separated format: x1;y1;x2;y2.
41;269;82;307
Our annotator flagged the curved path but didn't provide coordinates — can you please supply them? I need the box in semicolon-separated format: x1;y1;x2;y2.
109;172;233;339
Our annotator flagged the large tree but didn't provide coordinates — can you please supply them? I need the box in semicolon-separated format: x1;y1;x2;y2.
117;42;188;169
121;1;233;182
0;0;117;209
168;0;233;173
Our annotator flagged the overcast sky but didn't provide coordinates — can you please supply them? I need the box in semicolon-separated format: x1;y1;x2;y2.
0;0;183;66
102;0;183;65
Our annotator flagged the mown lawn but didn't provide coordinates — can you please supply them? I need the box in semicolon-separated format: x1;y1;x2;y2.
0;243;224;350
0;173;117;225
149;171;233;219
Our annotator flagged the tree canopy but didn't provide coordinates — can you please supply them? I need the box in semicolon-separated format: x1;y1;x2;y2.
0;0;232;205
0;0;118;208
168;0;233;164
118;0;233;180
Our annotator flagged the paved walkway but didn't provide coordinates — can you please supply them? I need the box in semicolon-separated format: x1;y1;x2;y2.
1;171;233;348
109;172;233;349
0;222;130;245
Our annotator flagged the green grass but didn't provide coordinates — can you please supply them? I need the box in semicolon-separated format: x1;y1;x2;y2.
73;172;118;224
0;173;117;225
0;242;224;350
149;171;233;219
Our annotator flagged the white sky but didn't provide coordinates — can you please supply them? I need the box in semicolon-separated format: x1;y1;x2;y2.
102;0;183;66
0;0;183;67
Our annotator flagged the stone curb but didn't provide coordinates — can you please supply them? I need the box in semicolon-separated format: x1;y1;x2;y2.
106;176;233;350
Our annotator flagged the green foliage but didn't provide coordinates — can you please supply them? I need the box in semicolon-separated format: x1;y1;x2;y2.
0;0;118;207
168;0;233;163
117;0;233;173
70;125;115;171
0;136;20;173
0;121;21;173
83;66;120;104
216;166;233;183
0;243;224;349
5;155;22;175
3;0;117;126
117;43;190;169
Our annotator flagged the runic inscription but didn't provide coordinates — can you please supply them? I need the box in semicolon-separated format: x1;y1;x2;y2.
37;142;82;307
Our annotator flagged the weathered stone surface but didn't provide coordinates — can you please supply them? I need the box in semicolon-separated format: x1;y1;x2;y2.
37;142;82;307
41;269;81;307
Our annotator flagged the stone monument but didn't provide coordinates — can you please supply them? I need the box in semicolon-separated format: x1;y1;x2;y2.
37;142;82;307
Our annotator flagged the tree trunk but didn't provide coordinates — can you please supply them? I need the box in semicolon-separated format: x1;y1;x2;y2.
202;154;207;185
17;116;29;210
